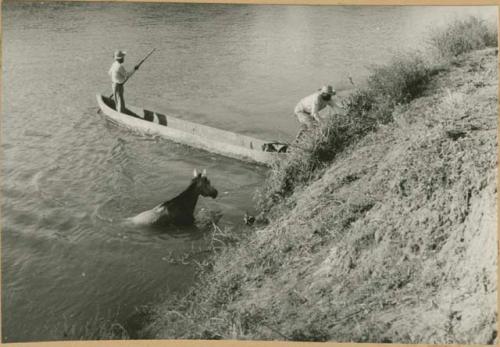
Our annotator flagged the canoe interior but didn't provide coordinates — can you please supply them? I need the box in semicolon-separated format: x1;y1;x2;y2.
100;96;275;151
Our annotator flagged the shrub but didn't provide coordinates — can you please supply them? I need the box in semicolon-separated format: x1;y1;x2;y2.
256;95;374;212
429;16;498;58
256;128;329;213
368;53;433;115
257;53;433;213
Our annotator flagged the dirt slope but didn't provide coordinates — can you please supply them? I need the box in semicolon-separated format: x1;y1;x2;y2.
150;48;498;344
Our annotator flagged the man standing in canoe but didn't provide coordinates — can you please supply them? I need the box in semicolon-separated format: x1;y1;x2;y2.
294;85;345;140
108;50;139;113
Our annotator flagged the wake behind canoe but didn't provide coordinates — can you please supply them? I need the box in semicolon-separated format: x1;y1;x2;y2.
96;94;287;166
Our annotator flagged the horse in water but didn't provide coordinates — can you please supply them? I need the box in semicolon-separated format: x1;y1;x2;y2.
127;169;218;227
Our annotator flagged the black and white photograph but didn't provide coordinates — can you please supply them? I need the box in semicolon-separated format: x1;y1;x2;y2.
1;1;498;344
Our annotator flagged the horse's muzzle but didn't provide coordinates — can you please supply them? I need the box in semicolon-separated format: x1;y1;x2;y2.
210;189;218;199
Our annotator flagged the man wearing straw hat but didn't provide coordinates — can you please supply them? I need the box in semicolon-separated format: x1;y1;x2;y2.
108;50;139;113
294;85;345;140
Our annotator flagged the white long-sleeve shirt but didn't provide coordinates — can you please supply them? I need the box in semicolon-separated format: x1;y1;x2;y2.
108;61;134;84
295;92;343;119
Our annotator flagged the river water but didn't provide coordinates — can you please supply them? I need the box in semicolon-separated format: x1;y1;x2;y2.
2;1;496;342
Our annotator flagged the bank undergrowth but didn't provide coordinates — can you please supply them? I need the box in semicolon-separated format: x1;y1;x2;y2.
257;16;497;214
127;16;497;344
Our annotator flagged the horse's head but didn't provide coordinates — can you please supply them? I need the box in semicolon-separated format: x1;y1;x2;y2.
192;169;218;199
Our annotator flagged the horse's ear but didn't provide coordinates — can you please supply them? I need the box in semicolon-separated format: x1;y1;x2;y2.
202;169;207;177
193;169;198;177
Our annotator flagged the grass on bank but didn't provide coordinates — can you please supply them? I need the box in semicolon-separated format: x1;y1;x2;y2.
256;16;497;214
138;15;497;341
257;52;435;213
65;15;497;342
143;48;498;343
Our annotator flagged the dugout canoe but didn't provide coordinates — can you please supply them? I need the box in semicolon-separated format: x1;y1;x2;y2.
96;94;287;166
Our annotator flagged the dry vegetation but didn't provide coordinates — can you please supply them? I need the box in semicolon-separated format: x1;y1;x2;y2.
257;16;496;213
74;17;498;343
141;17;497;344
143;46;497;344
429;16;497;58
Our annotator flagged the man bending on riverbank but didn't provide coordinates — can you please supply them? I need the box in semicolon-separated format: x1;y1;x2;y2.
108;50;138;113
294;85;345;140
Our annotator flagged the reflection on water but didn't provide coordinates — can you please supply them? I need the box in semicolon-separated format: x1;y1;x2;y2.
2;1;496;342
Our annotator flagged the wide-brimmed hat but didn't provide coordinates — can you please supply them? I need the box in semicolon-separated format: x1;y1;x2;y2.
114;50;126;59
319;85;336;95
